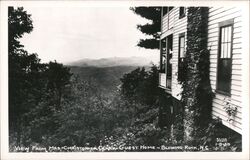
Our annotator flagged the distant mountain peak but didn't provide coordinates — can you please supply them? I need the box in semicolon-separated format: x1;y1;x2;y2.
67;56;154;67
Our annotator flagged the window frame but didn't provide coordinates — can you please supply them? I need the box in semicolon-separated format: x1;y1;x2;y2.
160;38;167;73
216;19;234;96
179;7;186;19
163;7;174;16
178;32;185;79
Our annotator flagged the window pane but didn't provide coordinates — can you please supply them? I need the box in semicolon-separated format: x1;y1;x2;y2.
161;54;166;71
227;42;231;58
180;37;184;47
224;43;228;58
163;7;168;15
217;59;231;93
220;26;233;58
179;7;185;18
225;27;228;43
179;36;185;58
221;42;224;58
180;48;184;58
225;43;230;58
160;38;167;71
228;26;232;42
221;28;225;43
178;35;185;80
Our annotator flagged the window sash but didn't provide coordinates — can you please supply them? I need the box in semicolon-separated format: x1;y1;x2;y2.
178;34;185;80
220;25;232;59
160;38;167;72
179;36;185;58
217;59;232;93
217;24;233;94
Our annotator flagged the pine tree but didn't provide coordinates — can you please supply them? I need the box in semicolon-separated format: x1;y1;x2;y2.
130;7;161;49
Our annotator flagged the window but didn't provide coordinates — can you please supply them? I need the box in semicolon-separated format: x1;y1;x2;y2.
179;7;186;18
178;33;185;80
166;35;173;89
159;35;173;89
217;22;233;94
160;38;167;72
163;7;174;16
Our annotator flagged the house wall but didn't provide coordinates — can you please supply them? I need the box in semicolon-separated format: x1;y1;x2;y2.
161;7;187;100
161;7;243;134
161;7;242;133
208;7;243;134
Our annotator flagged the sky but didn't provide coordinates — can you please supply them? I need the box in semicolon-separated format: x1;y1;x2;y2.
20;7;159;64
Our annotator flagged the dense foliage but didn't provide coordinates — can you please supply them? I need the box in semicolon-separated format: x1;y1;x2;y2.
9;7;73;147
178;7;214;143
9;6;43;145
102;66;170;150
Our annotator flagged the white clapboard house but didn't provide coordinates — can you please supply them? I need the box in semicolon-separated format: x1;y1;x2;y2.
159;7;243;134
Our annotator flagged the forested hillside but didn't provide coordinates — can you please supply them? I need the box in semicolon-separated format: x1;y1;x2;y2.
69;65;143;98
8;7;164;151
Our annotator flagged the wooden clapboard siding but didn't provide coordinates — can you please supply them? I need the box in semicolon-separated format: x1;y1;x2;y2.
208;7;243;134
162;9;175;33
161;7;187;100
212;112;242;134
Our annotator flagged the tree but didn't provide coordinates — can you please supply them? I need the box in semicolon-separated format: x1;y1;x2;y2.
22;61;73;145
8;7;43;146
130;7;161;49
8;7;74;147
120;65;159;106
119;65;161;127
120;67;147;103
8;7;33;53
45;61;72;108
103;66;169;149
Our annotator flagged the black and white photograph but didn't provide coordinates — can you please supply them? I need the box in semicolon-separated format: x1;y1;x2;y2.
0;0;249;159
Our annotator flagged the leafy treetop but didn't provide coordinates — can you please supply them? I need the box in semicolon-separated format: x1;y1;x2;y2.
8;7;33;53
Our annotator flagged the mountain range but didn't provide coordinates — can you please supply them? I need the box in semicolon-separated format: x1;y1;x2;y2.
67;56;156;68
67;56;157;98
